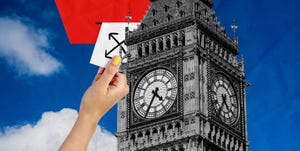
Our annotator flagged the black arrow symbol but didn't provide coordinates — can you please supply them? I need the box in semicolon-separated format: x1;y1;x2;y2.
105;33;126;59
109;33;126;54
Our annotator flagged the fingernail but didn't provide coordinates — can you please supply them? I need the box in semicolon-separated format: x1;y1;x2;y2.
112;55;121;66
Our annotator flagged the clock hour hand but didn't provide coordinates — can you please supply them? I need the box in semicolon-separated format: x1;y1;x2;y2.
221;94;231;112
145;87;161;117
218;94;228;114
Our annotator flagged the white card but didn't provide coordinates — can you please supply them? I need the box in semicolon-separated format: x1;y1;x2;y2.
90;22;139;67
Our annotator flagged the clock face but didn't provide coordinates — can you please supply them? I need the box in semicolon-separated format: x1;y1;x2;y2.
133;68;177;119
211;75;239;125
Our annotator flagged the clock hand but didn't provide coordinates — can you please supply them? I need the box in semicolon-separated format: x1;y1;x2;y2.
145;93;156;118
153;87;163;101
219;94;227;115
218;101;225;115
145;87;160;117
222;94;232;111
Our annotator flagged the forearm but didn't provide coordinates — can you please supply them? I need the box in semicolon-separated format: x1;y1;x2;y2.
59;113;99;151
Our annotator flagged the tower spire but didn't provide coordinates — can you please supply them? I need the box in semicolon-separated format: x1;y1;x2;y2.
231;19;238;44
125;10;132;31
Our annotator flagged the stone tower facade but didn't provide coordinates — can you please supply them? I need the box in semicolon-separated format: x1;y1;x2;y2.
116;0;249;150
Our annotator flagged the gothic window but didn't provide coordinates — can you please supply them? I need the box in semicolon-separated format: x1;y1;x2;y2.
138;44;142;57
159;37;164;51
180;31;185;46
151;40;157;54
145;42;149;56
141;23;146;30
167;124;173;130
175;122;181;129
130;134;136;142
173;33;178;47
204;8;208;16
179;10;185;17
164;5;169;12
215;44;219;54
179;145;184;151
167;14;172;22
210;41;214;50
201;33;205;47
195;2;199;10
153;19;158;26
152;9;156;16
176;1;182;8
145;130;150;136
166;35;171;49
160;126;166;138
137;132;143;137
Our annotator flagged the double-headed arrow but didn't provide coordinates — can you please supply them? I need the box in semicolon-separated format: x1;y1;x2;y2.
105;33;126;59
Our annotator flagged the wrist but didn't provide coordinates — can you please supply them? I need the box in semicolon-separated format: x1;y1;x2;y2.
78;110;102;126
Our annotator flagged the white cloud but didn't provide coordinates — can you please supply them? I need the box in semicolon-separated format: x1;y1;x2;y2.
0;108;117;151
0;16;62;76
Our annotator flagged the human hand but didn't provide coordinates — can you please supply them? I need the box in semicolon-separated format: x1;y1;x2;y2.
79;55;129;124
59;55;128;151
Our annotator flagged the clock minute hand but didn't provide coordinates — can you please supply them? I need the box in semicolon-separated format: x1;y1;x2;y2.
145;87;160;117
222;94;230;111
145;93;156;118
218;94;227;114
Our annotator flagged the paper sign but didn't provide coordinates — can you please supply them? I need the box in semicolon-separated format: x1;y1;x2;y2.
90;22;139;67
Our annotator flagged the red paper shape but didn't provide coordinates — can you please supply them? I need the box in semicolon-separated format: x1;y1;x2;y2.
55;0;150;44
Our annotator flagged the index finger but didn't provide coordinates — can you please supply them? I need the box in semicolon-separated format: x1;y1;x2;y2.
97;55;122;87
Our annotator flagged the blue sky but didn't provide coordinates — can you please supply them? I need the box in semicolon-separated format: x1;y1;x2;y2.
0;0;300;150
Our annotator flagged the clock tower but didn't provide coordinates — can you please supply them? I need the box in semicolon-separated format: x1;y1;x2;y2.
116;0;249;151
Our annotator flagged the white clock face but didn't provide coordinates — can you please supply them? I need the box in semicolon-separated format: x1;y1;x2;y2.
133;69;177;119
211;75;239;125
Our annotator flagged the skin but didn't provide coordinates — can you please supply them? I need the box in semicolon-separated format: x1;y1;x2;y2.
59;55;129;151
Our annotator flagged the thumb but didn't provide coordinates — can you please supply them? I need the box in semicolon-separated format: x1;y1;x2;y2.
97;55;122;87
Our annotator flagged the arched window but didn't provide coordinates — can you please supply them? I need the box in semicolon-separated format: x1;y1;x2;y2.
138;44;142;57
159;38;164;51
153;19;158;26
137;132;143;137
167;124;173;130
173;33;178;47
167;14;172;22
160;126;166;138
130;134;136;141
151;40;157;54
166;35;171;49
176;1;182;8
195;2;199;10
152;128;158;134
152;9;156;16
145;43;149;56
180;31;185;46
179;10;185;17
164;5;169;12
141;23;146;30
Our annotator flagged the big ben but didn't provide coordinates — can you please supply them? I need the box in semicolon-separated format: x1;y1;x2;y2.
116;0;249;150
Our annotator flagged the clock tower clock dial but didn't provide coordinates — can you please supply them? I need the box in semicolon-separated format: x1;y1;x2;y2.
133;68;177;119
211;74;239;125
